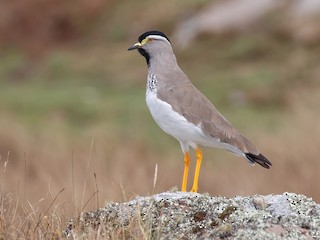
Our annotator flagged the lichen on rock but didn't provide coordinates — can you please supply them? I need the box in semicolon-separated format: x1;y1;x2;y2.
64;191;320;239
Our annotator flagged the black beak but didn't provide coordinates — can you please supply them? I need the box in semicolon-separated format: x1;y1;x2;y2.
128;45;137;51
128;42;142;51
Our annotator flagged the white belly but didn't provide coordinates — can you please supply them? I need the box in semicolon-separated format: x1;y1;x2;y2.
146;91;208;148
146;90;245;157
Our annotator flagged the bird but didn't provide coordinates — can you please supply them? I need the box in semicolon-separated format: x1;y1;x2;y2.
128;30;271;193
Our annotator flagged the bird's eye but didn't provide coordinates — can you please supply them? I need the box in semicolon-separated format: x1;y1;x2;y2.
149;38;154;43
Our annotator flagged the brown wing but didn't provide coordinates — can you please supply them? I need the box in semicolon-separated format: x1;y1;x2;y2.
156;68;259;155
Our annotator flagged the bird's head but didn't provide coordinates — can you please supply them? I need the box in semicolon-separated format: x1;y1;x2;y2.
128;31;173;66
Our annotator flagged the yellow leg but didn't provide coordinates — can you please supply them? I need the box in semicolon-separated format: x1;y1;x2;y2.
181;152;190;192
190;147;202;193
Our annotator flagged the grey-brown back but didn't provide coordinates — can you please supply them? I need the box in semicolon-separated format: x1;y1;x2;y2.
155;66;259;155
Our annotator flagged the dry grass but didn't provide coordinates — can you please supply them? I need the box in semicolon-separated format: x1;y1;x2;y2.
1;1;320;238
0;88;320;238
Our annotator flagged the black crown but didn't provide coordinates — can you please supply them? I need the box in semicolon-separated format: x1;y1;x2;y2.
138;31;170;43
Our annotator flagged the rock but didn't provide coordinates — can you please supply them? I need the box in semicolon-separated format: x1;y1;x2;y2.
173;0;283;48
173;0;320;47
64;191;320;239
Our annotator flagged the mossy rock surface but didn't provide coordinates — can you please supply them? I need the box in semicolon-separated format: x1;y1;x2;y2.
65;191;320;239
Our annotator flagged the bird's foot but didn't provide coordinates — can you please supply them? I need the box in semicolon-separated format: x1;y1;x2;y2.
190;187;198;193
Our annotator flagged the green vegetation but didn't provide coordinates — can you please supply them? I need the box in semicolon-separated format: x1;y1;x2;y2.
1;0;320;238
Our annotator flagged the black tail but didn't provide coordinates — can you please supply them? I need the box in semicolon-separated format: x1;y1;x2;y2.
245;153;272;169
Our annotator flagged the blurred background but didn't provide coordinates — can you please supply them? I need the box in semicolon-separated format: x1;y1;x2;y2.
1;0;320;219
